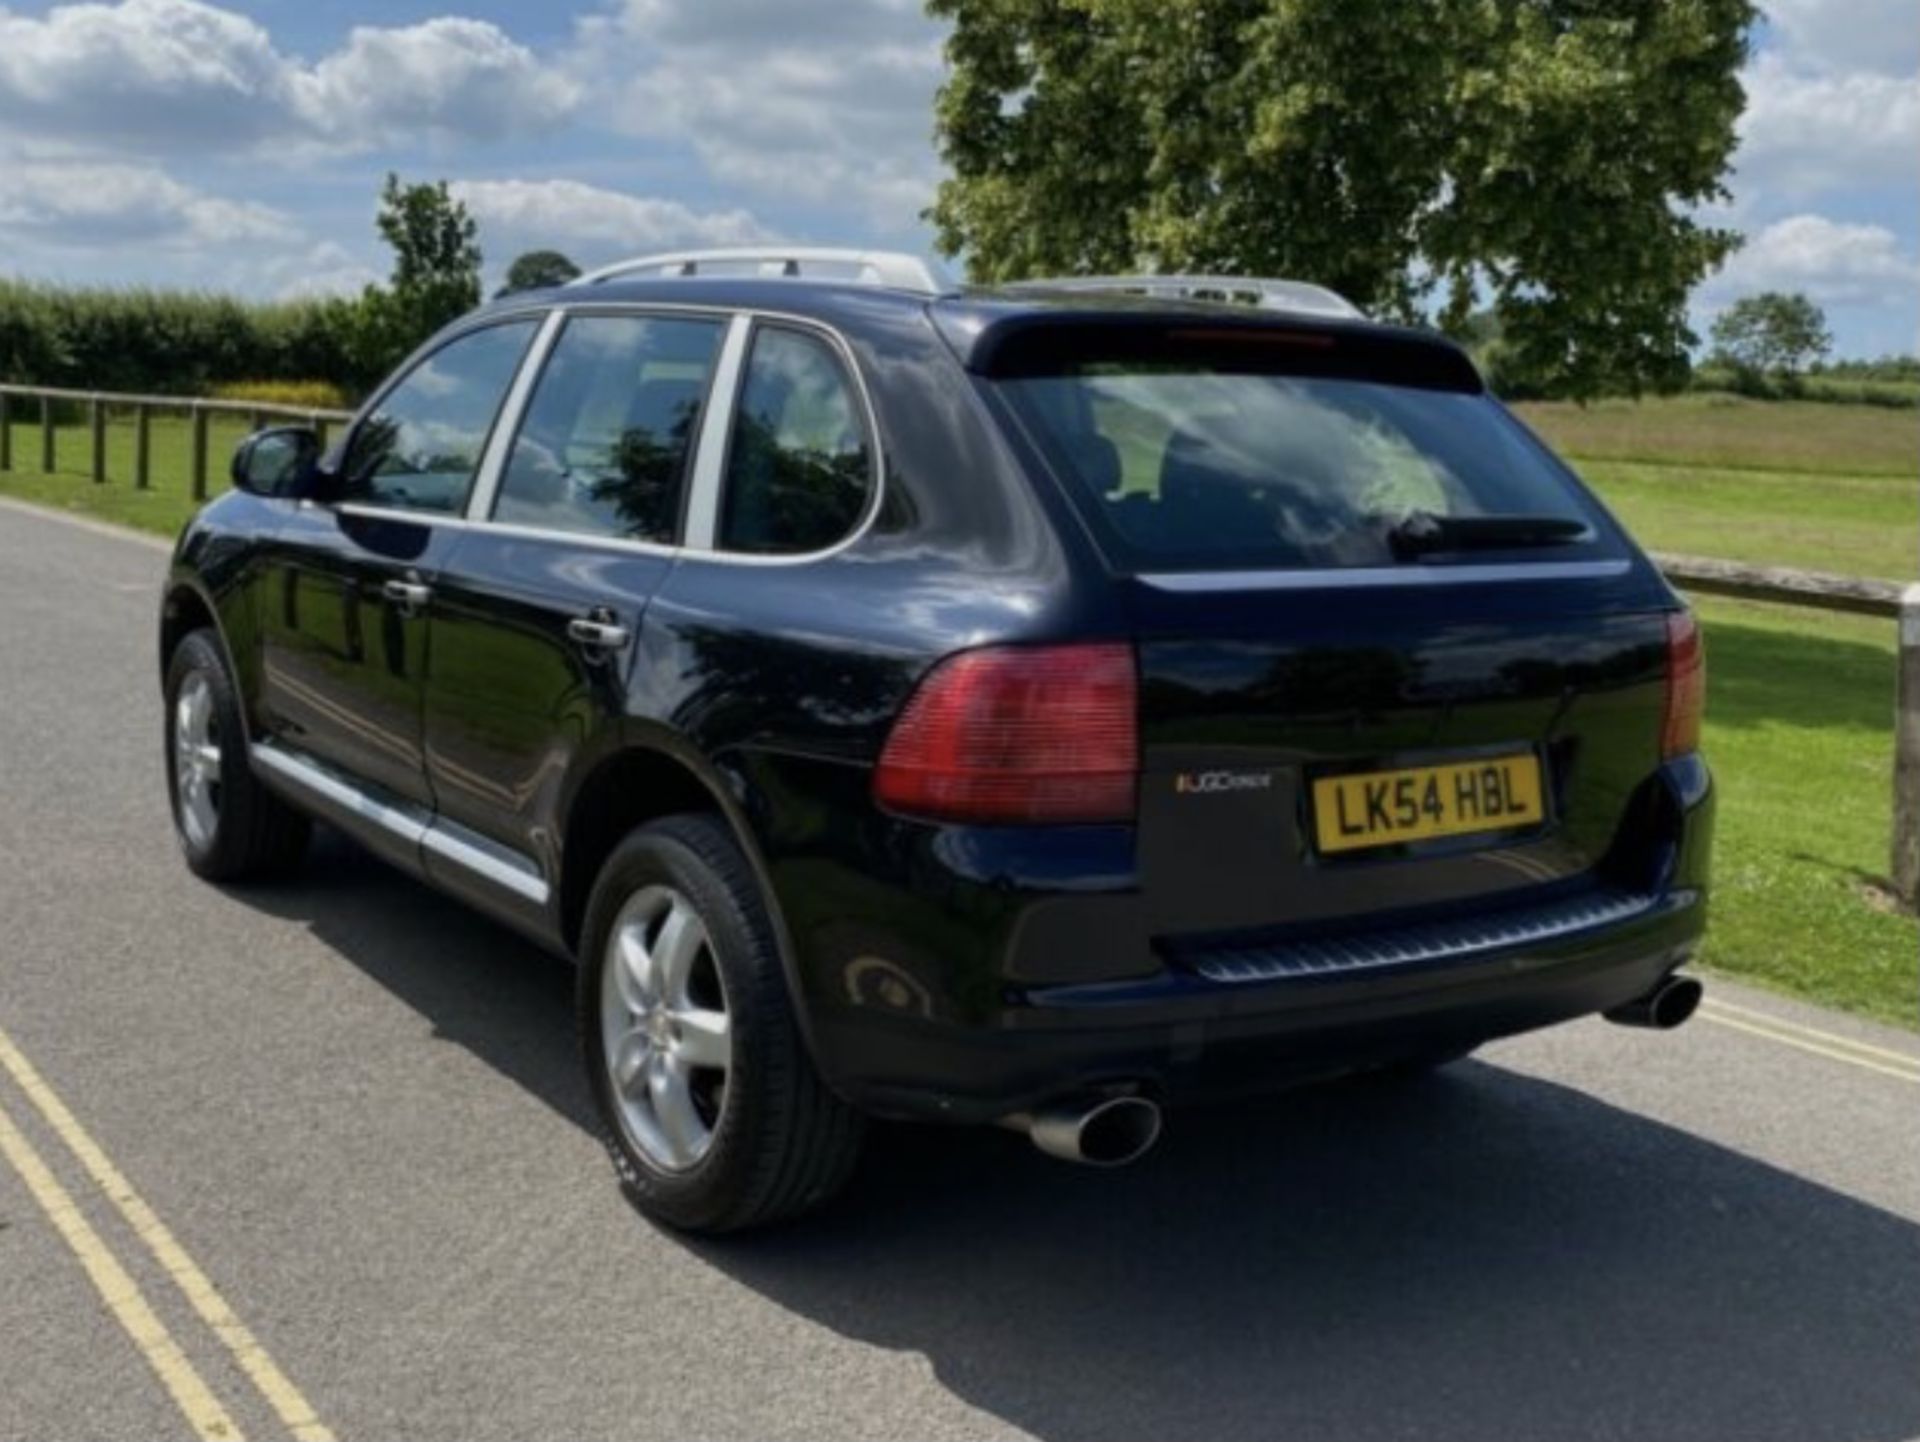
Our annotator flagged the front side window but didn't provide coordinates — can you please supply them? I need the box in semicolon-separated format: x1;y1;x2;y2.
341;321;537;514
718;326;872;555
493;314;725;543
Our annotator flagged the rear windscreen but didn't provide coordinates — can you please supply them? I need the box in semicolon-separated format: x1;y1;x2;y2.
995;349;1618;573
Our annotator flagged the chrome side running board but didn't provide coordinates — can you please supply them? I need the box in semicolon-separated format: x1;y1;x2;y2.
419;822;549;906
252;740;428;845
250;741;549;906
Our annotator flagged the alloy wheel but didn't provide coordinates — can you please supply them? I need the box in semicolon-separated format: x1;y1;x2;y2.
599;884;732;1171
172;672;222;850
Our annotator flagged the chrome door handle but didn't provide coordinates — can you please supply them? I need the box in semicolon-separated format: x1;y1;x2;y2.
567;616;631;651
382;579;432;612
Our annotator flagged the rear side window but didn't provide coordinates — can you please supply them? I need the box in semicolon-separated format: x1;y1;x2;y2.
342;321;536;515
718;326;872;555
998;343;1616;572
494;314;723;543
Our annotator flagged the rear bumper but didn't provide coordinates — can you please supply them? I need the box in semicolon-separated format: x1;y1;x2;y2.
751;751;1713;1123
816;889;1704;1122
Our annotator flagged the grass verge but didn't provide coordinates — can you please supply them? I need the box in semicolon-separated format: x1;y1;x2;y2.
1693;596;1915;1027
1;413;266;540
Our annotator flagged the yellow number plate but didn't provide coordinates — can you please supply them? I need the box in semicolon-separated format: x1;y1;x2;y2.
1312;753;1544;855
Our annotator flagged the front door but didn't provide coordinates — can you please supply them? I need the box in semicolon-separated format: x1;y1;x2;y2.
257;318;540;818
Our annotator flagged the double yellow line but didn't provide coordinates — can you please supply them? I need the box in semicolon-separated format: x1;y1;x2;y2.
1698;996;1920;1086
0;1026;334;1441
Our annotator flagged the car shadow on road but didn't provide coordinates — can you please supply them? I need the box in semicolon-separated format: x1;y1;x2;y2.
245;829;1920;1442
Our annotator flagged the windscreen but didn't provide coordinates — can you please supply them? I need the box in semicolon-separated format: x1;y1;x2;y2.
996;350;1618;573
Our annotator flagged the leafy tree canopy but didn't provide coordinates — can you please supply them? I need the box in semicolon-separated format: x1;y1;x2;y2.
929;0;1755;398
376;173;482;308
1709;291;1833;377
499;249;582;296
350;174;484;378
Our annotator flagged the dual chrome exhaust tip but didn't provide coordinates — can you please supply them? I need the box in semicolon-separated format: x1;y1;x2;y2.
1000;1092;1164;1168
1002;975;1701;1166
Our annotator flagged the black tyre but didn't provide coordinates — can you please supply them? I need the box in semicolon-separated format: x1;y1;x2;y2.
164;629;309;881
579;813;865;1233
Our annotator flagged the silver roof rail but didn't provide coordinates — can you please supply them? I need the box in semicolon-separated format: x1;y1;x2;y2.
567;247;953;296
999;274;1364;319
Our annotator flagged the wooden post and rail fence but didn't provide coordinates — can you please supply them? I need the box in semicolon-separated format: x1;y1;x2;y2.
1654;556;1920;907
1;380;1916;907
0;383;352;501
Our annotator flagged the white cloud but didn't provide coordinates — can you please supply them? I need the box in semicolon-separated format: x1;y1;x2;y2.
291;18;578;149
571;0;946;230
267;242;383;301
1737;50;1920;198
0;156;293;248
0;0;290;149
0;0;577;156
450;178;775;269
611;0;931;49
1705;213;1920;308
1762;0;1920;77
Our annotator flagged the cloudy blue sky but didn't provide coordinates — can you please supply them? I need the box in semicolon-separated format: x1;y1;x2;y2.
0;0;1913;357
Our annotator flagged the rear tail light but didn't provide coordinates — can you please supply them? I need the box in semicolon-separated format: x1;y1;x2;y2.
1662;611;1705;758
874;643;1139;824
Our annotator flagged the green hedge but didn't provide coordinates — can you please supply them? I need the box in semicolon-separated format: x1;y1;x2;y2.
1692;361;1920;409
0;280;379;399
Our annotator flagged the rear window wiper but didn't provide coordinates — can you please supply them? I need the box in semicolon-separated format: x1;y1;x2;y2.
1387;510;1592;561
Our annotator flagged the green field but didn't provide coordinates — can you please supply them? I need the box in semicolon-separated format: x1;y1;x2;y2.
1515;394;1917;581
1513;395;1917;1025
1574;461;1915;580
1;395;1914;1025
1514;393;1916;476
1691;596;1912;1026
0;411;271;538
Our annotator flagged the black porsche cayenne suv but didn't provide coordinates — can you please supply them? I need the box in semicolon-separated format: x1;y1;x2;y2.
160;250;1712;1232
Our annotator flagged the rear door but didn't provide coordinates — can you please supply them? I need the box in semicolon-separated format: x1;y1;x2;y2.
420;308;733;915
257;318;539;832
988;322;1681;944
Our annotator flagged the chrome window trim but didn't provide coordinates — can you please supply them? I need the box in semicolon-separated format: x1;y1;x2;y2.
1138;559;1633;593
331;502;473;529
464;309;567;523
463;518;680;560
690;315;887;568
436;300;888;569
682;314;754;550
337;311;548;518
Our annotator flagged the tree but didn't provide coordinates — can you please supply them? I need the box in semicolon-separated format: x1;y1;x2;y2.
349;174;484;380
928;0;1755;399
1709;292;1832;378
375;173;482;321
498;250;582;296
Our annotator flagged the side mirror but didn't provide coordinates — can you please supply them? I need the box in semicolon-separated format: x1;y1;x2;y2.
231;426;323;497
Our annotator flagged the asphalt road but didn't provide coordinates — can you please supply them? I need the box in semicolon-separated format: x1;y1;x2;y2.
2;496;1918;1442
